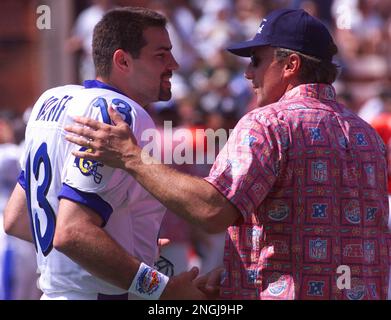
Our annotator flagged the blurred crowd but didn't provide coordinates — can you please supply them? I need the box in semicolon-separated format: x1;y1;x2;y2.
0;111;41;299
1;0;391;299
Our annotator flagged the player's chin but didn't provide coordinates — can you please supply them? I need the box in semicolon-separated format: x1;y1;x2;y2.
158;90;172;101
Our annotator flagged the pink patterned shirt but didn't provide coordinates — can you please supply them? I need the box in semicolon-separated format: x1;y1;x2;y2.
205;84;391;299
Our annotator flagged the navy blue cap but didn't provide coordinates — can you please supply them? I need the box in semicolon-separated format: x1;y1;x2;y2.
227;9;337;61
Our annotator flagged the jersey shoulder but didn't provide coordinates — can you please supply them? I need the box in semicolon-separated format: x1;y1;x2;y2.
69;88;156;132
28;85;84;122
38;85;84;101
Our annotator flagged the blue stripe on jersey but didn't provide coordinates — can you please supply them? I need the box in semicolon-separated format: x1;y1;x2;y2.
84;80;125;96
2;244;13;300
58;183;113;227
18;170;26;190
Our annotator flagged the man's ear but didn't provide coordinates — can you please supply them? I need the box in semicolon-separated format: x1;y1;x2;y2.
112;49;132;74
284;53;301;77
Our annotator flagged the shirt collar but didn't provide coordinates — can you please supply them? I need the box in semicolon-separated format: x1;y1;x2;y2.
279;83;337;102
83;80;126;96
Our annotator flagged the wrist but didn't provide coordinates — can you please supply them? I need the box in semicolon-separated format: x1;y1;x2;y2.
123;145;143;173
128;262;169;300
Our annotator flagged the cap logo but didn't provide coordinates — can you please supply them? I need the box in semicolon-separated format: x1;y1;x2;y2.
257;18;267;34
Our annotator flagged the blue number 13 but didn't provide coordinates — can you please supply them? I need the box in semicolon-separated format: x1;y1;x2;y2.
93;97;133;126
26;142;56;256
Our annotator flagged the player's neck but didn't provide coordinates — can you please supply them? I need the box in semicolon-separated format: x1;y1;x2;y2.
96;76;127;97
96;76;148;107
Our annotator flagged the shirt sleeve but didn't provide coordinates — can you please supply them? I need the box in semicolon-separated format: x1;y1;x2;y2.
58;183;113;226
204;111;289;223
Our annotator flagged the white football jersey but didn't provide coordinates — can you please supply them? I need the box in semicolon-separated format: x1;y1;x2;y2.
19;80;166;298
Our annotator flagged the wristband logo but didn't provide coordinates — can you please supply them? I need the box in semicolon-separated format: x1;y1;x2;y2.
136;267;161;295
74;147;103;184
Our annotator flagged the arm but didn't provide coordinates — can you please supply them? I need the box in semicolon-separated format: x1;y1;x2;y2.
54;198;206;299
53;198;136;289
3;183;33;242
128;161;239;233
64;108;241;233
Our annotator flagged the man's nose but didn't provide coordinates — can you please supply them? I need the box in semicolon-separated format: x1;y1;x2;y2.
244;64;253;80
169;53;179;70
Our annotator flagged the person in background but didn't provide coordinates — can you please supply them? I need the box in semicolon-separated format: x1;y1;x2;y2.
67;0;115;82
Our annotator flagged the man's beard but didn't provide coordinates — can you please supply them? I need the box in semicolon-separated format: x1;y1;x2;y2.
158;84;172;101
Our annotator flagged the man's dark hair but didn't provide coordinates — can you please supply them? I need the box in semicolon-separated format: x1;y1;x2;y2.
92;7;167;78
274;47;339;84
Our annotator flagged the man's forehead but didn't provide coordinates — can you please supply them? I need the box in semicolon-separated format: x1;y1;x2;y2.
143;26;171;48
251;46;273;56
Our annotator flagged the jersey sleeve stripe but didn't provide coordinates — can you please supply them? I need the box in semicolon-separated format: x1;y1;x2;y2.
58;183;113;226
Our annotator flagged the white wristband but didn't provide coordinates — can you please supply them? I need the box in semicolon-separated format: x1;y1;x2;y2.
128;262;169;300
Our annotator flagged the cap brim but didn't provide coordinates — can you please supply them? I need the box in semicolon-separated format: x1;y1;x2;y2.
226;39;269;57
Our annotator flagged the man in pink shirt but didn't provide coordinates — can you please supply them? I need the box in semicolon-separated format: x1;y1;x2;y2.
65;9;391;299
